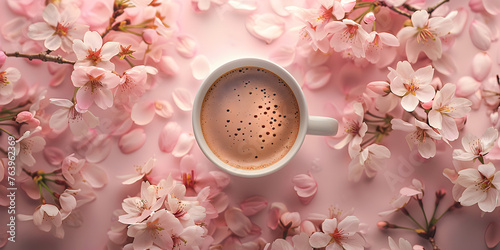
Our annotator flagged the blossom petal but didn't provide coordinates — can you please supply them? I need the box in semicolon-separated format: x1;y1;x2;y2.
159;56;179;76
119;128;146;154
172;88;193;111
432;53;457;76
27;22;54;40
338;216;359;233
224;207;252;237
240;196;268;216
456;76;480;97
459;186;487;206
191;54;210;80
246;13;285;44
485;222;500;248
309;232;331;248
158;122;182;153
401;94;419;111
292;173;318;204
483;0;500;15
469;20;492;51
305;66;331;90
176;35;197;58
228;0;258;11
172;133;194;158
85;134;113;163
478;190;498;212
82;164;108;189
131;101;155;125
472;52;492;82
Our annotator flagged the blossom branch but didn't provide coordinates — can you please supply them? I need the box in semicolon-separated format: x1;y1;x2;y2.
4;51;75;65
426;0;450;14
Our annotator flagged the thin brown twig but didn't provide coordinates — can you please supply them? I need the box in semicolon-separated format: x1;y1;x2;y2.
4;51;75;65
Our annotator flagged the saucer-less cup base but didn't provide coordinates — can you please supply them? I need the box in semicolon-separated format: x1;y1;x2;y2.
192;58;338;177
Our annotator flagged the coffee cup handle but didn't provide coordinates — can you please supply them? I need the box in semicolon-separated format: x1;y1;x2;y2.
307;116;338;136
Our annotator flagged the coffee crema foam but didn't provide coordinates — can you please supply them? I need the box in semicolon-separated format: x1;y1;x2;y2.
201;67;300;170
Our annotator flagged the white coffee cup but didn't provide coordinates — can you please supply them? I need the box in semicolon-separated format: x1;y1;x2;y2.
192;58;338;177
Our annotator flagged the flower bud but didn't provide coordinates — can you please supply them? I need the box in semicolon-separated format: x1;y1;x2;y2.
435;188;446;205
142;29;159;44
421;100;433;109
0;51;6;68
366;81;390;95
363;12;376;24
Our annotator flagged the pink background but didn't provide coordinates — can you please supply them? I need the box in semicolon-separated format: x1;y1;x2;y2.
0;0;499;249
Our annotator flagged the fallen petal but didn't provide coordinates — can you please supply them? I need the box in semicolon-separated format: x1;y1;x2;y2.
159;56;179;76
172;133;195;157
240;196;268;216
158;122;182;153
176;35;197;58
154;100;174;119
292;173;318;205
225;207;252;237
485;222;500;248
191;54;211;80
470;20;492;51
246;13;285;44
43;146;66;165
449;8;468;35
432;53;457;76
119;128;147;154
483;0;500;15
82;163;108;189
305;66;331;90
86;134;113;163
228;0;258;11
456;76;481;97
172;88;193;111
471;52;492;81
131;101;155;125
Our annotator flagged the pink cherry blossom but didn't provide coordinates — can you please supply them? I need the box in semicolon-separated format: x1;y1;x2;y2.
121;157;156;185
72;31;120;71
15;128;46;167
49;98;99;136
127;209;183;249
428;83;472;141
391;118;441;159
348;144;391;182
119;181;165;224
453;127;498;162
363;12;376;24
0;67;21;105
27;3;88;52
61;154;85;185
115;65;157;106
16;111;40;130
397;10;453;63
29;204;64;238
364;32;399;65
456;162;500;212
71;66;120;110
389;61;435;112
379;179;423;216
292;173;318;204
325;19;370;58
309;216;365;250
333;102;368;157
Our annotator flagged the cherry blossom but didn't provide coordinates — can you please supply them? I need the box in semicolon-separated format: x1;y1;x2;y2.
397;10;453;63
18;204;64;238
349;144;391;182
27;3;88;52
428;83;472;141
309;216;365;250
0;67;21;105
127;209;183;249
453;127;498;162
71;66;120;111
15;128;46;167
121;157;156;185
115;65;157;106
333;102;368;157
49;98;99;136
246;13;286;44
72;31;120;71
389;61;435;112
325;19;370;58
391;118;441;159
455;163;500;212
364;32;400;66
387;236;421;250
379;179;424;216
119;181;165;224
266;232;312;250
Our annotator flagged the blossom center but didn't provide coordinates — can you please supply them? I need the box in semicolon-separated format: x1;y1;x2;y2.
86;49;102;65
344;24;359;39
404;80;419;95
0;72;9;86
317;7;333;23
478;174;495;192
55;23;69;36
182;170;196;189
86;73;105;93
146;218;164;232
416;26;435;43
329;228;346;245
436;105;455;113
345;120;361;135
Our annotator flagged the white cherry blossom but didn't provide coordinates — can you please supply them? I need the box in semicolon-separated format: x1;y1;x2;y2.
456;163;500;212
349;144;391;182
453;127;498;162
391;118;441;159
72;31;120;71
309;216;365;250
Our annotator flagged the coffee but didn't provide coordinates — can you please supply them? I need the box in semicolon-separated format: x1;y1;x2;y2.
200;66;300;170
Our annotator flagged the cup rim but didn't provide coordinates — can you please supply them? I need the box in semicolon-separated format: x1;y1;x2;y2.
192;58;308;177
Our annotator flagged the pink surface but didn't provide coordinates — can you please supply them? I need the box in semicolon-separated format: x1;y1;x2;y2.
0;0;499;249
